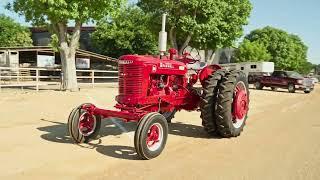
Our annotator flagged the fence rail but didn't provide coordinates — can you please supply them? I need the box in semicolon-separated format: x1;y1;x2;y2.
0;67;118;91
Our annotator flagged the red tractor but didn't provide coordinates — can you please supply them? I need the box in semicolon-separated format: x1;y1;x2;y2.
68;15;250;160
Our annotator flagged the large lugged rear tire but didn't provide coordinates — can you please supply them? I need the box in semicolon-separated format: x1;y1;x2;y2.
215;71;250;138
68;104;102;143
200;69;226;135
134;112;168;160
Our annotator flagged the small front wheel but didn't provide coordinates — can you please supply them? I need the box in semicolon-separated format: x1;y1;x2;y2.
68;104;101;143
288;83;296;93
134;113;168;160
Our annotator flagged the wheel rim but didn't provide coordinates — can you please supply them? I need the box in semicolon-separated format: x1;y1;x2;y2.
78;112;96;137
146;123;163;151
232;81;248;128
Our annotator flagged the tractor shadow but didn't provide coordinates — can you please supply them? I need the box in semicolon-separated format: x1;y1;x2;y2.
37;119;218;160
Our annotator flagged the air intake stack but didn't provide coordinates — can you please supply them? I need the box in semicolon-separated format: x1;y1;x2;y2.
159;13;167;58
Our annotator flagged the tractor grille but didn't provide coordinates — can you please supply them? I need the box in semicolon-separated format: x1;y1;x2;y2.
119;64;143;96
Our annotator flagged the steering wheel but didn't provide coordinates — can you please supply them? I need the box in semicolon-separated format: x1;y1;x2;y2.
182;47;201;64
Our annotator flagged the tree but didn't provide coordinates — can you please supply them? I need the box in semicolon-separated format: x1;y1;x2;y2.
91;7;158;58
0;14;33;47
138;0;252;61
8;0;122;91
244;26;309;72
235;39;271;62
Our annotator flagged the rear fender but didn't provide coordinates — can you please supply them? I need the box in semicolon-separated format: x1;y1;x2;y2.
199;64;221;87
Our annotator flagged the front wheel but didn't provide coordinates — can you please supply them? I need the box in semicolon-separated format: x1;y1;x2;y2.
215;71;250;138
288;83;296;93
68;104;102;143
255;81;264;90
134;113;168;160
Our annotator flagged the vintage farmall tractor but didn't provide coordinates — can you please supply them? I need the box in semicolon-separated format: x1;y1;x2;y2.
68;14;250;160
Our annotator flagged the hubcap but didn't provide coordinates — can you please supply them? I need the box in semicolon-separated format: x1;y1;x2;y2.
78;112;96;136
146;123;163;151
232;82;248;128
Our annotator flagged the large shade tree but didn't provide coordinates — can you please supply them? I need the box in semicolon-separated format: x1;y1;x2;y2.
138;0;252;61
0;14;33;47
244;26;309;72
235;39;272;62
91;7;158;58
8;0;122;91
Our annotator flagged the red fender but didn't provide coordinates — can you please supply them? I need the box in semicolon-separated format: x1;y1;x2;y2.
199;64;222;87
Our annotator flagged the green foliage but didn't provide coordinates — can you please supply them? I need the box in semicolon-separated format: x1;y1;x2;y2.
8;0;122;26
244;26;309;72
49;34;59;52
235;39;271;62
91;7;158;58
0;14;33;47
138;0;252;53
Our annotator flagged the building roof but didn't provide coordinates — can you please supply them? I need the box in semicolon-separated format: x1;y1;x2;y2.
0;46;118;62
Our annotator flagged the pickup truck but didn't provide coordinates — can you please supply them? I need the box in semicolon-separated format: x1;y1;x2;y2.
255;70;314;93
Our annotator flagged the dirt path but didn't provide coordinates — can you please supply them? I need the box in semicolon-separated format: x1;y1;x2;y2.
0;85;319;180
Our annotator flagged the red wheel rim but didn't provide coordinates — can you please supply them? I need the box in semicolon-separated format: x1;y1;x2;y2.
78;112;96;136
146;123;163;151
232;82;248;128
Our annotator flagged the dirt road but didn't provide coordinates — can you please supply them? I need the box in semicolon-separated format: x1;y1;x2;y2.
0;85;319;180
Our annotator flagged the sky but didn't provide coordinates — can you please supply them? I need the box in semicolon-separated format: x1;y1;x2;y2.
0;0;319;64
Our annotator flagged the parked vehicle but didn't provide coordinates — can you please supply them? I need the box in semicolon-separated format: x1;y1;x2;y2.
220;62;274;84
311;77;319;84
255;70;314;93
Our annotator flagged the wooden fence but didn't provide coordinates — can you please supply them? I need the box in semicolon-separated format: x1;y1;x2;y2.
0;67;118;91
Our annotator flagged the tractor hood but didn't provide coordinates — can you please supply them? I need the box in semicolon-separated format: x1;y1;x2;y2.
119;55;187;76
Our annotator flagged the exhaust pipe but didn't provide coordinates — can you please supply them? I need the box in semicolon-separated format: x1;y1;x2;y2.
159;13;167;59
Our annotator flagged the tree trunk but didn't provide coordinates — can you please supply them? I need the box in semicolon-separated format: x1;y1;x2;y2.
204;49;216;64
169;27;178;50
60;47;78;91
178;34;192;55
56;22;81;92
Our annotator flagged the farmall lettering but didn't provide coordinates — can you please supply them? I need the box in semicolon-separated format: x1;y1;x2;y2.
159;62;174;69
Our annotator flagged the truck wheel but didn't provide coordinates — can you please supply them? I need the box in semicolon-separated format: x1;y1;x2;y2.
304;91;311;94
288;83;296;93
215;71;250;138
271;87;278;91
134;112;168;160
255;81;263;90
68;104;102;143
161;110;177;123
200;69;226;135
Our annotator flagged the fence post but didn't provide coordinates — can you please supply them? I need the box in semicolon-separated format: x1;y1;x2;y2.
36;69;39;91
91;70;95;88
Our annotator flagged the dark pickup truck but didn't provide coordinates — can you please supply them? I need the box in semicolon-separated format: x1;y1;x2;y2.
255;70;314;93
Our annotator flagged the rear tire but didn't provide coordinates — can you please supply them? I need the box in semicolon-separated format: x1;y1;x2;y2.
68;104;102;143
200;69;226;135
304;91;311;94
134;113;168;160
215;71;250;138
288;83;296;93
